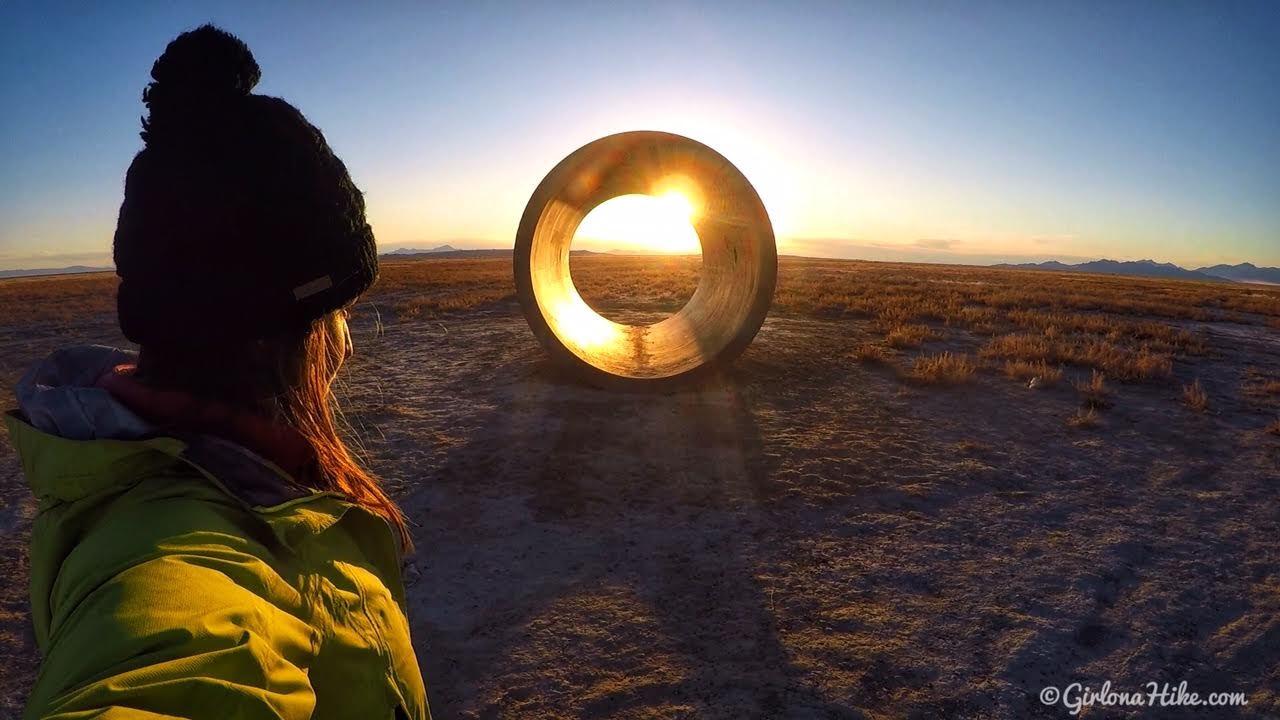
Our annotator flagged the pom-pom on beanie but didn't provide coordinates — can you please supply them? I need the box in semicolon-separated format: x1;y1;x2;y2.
114;24;378;345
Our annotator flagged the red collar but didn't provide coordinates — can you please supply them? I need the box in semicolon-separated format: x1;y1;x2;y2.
95;364;318;486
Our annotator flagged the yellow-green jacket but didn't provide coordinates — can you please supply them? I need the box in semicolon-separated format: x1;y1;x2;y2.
7;345;429;719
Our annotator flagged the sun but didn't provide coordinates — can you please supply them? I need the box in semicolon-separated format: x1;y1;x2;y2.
573;189;701;255
655;190;695;224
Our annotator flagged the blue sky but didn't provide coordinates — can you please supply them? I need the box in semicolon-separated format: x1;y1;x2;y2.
1;1;1277;270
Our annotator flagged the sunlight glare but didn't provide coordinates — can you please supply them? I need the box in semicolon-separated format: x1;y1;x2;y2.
548;294;622;350
573;190;702;255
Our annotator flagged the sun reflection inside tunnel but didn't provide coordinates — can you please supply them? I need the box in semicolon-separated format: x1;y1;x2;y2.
547;293;624;350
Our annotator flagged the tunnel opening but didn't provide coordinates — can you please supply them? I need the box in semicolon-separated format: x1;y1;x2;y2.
569;193;703;326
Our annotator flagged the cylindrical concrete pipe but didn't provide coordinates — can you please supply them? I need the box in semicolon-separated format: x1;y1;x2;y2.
514;131;777;391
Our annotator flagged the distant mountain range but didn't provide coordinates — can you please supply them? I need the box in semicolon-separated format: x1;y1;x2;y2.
386;244;459;255
1193;262;1280;284
381;248;509;260
992;259;1280;284
0;265;112;279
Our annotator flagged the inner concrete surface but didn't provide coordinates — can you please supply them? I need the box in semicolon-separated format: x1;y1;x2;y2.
514;131;777;390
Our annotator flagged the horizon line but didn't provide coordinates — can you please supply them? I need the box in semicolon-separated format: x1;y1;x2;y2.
5;248;1277;278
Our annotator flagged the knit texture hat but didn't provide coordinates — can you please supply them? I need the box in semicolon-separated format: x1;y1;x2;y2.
114;25;378;345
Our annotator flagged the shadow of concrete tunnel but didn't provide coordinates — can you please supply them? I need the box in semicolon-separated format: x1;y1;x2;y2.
514;131;777;392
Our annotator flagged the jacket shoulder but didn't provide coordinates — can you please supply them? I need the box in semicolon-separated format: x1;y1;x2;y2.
26;493;319;719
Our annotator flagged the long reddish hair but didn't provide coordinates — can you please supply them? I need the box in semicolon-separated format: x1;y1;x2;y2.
136;305;411;550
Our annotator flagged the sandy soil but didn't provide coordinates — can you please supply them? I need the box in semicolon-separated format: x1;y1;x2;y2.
1;298;1278;718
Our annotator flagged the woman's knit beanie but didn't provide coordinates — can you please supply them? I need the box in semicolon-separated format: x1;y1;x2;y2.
114;24;377;345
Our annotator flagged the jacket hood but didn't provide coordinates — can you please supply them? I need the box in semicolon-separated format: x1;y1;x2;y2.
14;344;154;441
7;345;178;502
7;345;309;507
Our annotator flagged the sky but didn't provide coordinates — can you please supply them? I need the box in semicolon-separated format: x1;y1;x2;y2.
1;1;1277;271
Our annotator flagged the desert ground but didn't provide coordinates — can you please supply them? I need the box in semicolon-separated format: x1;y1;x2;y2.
1;255;1278;718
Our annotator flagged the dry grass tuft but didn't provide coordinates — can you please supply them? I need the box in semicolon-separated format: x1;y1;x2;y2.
1067;341;1173;381
1133;347;1174;380
884;323;939;348
1182;379;1209;412
910;352;977;385
1003;359;1063;387
1074;370;1111;410
954;439;990;453
980;334;1052;362
1075;370;1108;397
1068;407;1100;429
1242;374;1280;398
977;332;1174;382
851;343;889;363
